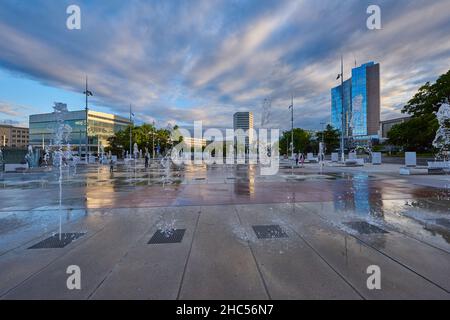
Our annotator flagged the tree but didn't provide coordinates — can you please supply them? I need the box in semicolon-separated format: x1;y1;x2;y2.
105;123;176;157
386;69;450;151
387;114;438;152
403;69;450;117
316;125;340;152
279;128;312;155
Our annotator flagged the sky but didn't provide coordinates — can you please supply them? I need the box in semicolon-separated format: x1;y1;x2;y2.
0;0;449;130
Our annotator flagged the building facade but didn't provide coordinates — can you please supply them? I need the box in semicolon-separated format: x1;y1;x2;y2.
0;124;29;149
182;136;207;148
331;79;352;137
29;109;131;155
233;112;254;146
380;116;411;139
331;62;380;141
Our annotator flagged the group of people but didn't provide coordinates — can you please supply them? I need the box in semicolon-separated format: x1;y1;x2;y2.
294;153;305;167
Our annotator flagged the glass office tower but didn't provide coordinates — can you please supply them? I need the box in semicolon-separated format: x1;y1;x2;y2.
331;61;380;142
331;79;352;137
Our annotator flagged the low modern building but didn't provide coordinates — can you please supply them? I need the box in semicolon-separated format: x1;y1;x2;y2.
0;124;29;149
29;108;131;156
380;116;411;139
181;136;207;148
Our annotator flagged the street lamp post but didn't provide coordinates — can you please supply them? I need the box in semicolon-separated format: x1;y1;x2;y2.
289;95;294;169
320;122;326;145
336;56;345;163
83;76;93;163
129;104;133;159
320;121;326;162
152;121;156;159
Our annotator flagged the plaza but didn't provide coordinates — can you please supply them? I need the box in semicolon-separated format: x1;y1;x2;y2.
0;160;449;300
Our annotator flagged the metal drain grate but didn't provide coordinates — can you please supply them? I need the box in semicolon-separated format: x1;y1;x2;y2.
344;221;388;234
148;229;186;244
252;225;288;239
195;178;206;181
29;233;85;249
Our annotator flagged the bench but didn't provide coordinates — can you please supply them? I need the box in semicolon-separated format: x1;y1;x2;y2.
427;161;450;174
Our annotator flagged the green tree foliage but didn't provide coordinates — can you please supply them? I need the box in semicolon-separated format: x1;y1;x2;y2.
279;128;312;154
279;125;341;155
386;69;449;151
106;123;175;157
402;69;450;116
316;125;340;152
387;114;438;152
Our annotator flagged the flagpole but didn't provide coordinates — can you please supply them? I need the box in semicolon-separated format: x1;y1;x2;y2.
340;55;345;163
291;94;294;169
85;76;89;163
129;104;132;159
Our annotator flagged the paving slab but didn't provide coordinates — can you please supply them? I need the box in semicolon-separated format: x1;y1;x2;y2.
301;202;450;293
277;202;448;299
178;205;268;300
235;204;362;300
0;209;114;297
2;208;158;299
90;207;199;299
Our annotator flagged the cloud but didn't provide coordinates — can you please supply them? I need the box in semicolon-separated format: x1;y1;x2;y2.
0;102;22;117
0;102;31;127
0;0;449;130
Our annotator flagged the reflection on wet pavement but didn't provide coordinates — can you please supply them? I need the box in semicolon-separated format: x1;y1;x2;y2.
0;162;449;299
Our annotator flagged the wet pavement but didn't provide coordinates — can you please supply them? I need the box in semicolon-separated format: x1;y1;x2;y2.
0;160;449;299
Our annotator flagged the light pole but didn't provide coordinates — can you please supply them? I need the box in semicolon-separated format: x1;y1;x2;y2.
83;76;93;163
320;122;326;144
320;121;326;162
336;56;345;162
129;104;133;159
288;95;294;169
152;121;156;159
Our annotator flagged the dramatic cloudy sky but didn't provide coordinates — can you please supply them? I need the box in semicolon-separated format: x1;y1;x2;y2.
0;0;449;130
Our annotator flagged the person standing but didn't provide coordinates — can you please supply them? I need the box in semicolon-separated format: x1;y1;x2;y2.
144;152;149;169
300;153;305;167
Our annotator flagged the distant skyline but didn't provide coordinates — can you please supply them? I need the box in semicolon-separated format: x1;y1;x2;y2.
1;0;449;129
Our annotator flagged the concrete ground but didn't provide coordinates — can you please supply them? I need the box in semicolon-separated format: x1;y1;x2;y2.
0;160;449;300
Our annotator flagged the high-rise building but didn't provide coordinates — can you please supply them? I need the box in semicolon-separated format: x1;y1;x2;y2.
331;79;352;137
0;124;29;149
331;62;380;140
29;109;131;155
233;112;254;146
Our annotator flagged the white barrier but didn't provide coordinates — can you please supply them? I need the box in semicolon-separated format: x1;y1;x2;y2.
399;167;410;175
372;152;382;165
331;152;339;162
307;153;318;162
5;163;28;172
405;152;417;167
331;153;339;162
428;161;450;174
